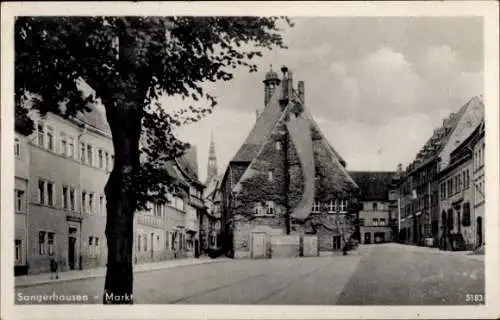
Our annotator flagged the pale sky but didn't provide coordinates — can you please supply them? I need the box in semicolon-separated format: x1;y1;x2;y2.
166;17;483;182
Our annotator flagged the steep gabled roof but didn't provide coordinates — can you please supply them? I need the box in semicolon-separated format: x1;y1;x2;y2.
231;89;284;162
349;171;395;201
231;81;358;220
408;95;482;174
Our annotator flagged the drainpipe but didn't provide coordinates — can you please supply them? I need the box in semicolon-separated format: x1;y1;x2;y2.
78;123;87;270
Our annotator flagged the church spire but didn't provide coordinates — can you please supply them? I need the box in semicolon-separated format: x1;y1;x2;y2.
206;131;218;183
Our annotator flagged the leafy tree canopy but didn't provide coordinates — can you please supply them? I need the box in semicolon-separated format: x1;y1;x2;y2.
15;16;293;210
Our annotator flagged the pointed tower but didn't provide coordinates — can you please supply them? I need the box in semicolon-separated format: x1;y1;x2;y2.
206;132;218;184
263;65;281;106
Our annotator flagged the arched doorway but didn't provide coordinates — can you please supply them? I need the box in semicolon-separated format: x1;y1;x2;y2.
476;216;483;248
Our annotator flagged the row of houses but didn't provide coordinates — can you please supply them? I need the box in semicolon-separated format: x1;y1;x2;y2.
218;66;362;258
394;96;485;251
14;105;222;275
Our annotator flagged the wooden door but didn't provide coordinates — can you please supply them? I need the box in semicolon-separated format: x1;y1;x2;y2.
252;233;267;258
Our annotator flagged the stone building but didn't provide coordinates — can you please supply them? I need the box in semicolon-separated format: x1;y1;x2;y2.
24;107;112;274
396;95;484;246
14;115;32;275
134;147;205;263
220;66;359;259
472;120;485;248
437;128;476;251
15;104;205;274
200;133;223;253
349;171;396;244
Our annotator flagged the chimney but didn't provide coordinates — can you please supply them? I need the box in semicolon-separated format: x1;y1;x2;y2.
298;81;305;102
279;65;289;108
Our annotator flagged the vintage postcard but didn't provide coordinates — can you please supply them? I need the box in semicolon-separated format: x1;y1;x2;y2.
1;1;499;319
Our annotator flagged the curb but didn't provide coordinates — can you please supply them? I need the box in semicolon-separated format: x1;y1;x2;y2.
15;258;231;288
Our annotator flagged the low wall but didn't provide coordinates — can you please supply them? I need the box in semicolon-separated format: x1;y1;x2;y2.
271;235;300;258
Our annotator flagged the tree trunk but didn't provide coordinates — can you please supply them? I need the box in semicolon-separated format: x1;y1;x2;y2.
101;19;148;304
102;102;143;304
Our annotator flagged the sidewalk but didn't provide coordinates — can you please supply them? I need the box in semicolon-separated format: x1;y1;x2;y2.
15;257;230;288
383;242;485;261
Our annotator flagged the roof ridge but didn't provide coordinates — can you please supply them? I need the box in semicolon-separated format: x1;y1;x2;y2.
232;100;293;193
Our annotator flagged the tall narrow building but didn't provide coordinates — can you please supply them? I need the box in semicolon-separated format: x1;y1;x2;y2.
206;132;218;184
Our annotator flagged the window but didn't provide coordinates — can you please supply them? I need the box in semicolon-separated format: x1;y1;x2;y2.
110;155;114;168
38;180;45;204
373;218;379;226
38;231;46;255
47;182;54;206
170;232;175;251
37;124;45;146
312;200;321;212
359;218;365;226
327;200;335;213
339;199;348;212
447;179;452;198
105;152;109;171
268;170;273;181
47;232;55;256
462;203;471;226
137;234;141;252
15;189;25;212
440;183;445;200
276;141;281;150
14;138;20;158
266;201;275;215
88;193;94;213
99;196;104;216
62;186;68;209
89;236;94;246
466;170;470;188
80;142;86;163
95;237;100;255
254;202;263;215
98;149;103;168
60;132;67;155
457;174;462;192
46;126;54;151
372;202;378;211
143;233;148;251
15;240;22;263
380;218;386;226
82;191;87;213
68;136;75;158
87;144;93;166
70;187;76;210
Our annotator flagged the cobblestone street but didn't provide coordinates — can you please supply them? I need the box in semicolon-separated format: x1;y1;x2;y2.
15;244;484;305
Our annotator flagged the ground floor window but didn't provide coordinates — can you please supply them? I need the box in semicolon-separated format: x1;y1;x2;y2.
333;235;341;250
15;239;22;264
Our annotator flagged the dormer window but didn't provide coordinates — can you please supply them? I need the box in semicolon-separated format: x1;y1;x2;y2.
327;200;335;213
340;199;348;213
312;200;321;213
255;202;263;215
266;201;275;215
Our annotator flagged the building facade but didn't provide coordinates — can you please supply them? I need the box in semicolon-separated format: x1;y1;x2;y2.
396;96;484;247
438;137;474;250
14;117;32;275
350;172;396;244
24;108;112;274
472;120;485;248
220;66;359;259
15;105;205;275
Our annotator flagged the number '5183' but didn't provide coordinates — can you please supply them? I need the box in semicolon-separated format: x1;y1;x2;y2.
466;294;484;303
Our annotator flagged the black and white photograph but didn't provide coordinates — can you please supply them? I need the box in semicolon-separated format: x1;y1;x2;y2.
1;2;499;319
